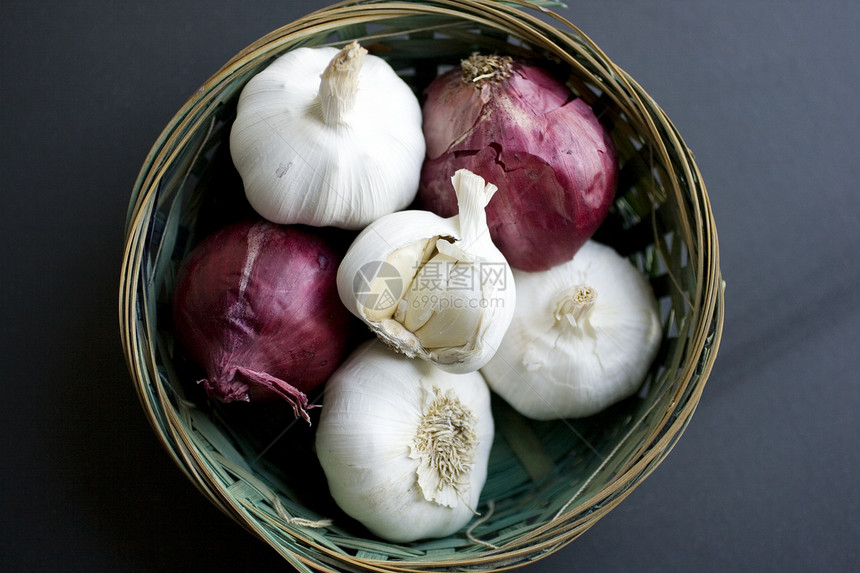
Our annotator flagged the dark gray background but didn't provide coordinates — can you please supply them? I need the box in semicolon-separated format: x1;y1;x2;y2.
2;1;858;571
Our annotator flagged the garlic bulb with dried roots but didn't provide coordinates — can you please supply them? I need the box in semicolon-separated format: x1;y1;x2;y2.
315;340;494;542
230;41;425;230
480;240;662;420
419;53;618;271
336;169;515;373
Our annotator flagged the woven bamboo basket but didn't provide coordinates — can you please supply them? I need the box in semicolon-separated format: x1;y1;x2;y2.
119;0;724;570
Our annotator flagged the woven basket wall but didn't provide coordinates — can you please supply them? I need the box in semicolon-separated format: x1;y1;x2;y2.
119;1;724;571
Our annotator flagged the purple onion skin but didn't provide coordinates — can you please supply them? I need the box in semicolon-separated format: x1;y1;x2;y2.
172;219;354;422
419;60;618;272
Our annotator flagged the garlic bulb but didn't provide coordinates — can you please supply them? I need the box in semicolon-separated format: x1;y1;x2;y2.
480;240;662;420
315;340;494;543
229;41;425;230
336;169;515;373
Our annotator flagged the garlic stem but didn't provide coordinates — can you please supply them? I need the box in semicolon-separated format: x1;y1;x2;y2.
362;238;435;322
450;169;497;250
553;285;597;328
318;40;366;126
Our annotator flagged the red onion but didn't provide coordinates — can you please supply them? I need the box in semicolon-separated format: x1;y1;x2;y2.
418;54;618;272
172;219;355;422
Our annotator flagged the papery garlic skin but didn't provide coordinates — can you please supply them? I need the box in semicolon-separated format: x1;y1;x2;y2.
481;240;662;420
315;340;494;543
336;169;516;373
229;41;425;230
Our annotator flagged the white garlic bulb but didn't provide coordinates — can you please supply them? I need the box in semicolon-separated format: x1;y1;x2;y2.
481;240;662;420
336;169;515;373
229;41;425;230
315;340;494;542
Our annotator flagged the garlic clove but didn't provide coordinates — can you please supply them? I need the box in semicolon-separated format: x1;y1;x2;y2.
395;251;483;347
361;237;436;322
339;210;457;326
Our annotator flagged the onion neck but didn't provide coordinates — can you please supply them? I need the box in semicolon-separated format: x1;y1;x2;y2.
553;285;597;329
460;52;513;86
318;40;366;126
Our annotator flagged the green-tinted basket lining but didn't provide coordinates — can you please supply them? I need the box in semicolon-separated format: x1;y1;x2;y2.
122;2;721;570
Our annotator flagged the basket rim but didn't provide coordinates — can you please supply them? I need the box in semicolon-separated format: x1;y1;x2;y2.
118;1;725;571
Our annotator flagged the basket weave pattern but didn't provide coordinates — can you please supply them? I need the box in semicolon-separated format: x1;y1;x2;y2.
119;1;724;571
